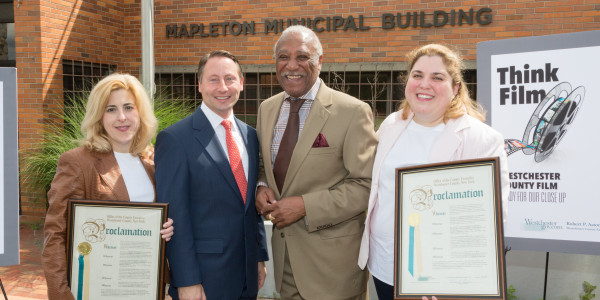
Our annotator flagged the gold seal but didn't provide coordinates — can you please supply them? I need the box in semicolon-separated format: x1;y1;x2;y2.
78;242;92;256
407;212;421;227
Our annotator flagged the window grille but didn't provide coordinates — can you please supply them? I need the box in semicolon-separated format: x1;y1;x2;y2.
154;67;477;129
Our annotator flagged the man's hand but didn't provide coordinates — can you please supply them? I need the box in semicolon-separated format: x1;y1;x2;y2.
258;261;267;290
178;284;206;300
263;196;305;228
256;186;277;216
160;218;174;241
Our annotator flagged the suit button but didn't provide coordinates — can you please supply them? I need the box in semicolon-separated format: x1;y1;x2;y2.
280;232;285;238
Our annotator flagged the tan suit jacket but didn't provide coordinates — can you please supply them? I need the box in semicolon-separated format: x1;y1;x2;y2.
256;84;377;299
42;146;155;300
358;110;510;269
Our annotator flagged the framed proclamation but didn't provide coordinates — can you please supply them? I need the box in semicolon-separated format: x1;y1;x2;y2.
66;200;168;300
394;157;506;300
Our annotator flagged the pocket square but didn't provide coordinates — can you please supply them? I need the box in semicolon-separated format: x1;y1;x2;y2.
312;133;329;148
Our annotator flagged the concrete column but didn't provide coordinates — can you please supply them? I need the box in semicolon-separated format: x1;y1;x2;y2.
258;220;279;299
141;0;155;99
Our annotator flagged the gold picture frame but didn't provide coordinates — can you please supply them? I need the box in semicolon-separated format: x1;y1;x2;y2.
66;200;168;300
394;157;506;300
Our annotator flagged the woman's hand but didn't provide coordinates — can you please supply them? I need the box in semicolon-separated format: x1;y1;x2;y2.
422;297;438;300
160;218;174;241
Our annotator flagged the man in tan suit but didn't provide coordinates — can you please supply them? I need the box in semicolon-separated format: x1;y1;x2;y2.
256;25;377;300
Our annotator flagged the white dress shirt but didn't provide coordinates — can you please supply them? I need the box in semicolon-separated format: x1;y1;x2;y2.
201;103;249;179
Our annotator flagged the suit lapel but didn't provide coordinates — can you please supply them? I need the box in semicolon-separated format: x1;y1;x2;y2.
140;155;156;200
192;108;244;202
260;94;285;197
372;112;410;185
94;151;130;201
235;118;256;210
281;85;331;195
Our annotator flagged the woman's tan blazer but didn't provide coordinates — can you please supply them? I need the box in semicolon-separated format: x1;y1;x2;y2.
41;146;154;300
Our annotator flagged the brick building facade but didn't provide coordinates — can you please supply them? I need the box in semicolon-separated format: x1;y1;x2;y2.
13;0;600;220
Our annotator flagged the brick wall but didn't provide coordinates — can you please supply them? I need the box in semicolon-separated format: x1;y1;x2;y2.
15;0;135;220
153;0;600;66
14;0;600;220
15;0;44;220
122;0;144;75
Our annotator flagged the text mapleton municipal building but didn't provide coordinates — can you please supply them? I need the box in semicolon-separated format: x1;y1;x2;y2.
8;1;599;219
165;7;493;37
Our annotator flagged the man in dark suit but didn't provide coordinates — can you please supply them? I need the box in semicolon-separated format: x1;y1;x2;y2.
255;25;377;299
155;50;268;300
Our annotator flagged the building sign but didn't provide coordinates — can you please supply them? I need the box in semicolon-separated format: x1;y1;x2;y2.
166;7;492;38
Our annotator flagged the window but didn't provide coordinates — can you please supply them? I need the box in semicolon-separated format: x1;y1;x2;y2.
63;60;116;108
62;60;115;130
319;68;406;126
0;0;15;67
155;72;199;104
463;69;477;103
155;66;477;128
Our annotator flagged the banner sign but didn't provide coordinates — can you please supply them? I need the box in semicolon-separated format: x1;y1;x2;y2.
477;30;600;255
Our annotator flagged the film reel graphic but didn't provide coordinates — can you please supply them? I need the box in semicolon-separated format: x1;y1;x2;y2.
504;82;585;162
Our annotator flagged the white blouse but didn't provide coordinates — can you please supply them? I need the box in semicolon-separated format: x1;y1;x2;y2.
114;151;154;203
368;121;445;284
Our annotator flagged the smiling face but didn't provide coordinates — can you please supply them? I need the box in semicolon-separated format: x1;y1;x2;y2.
275;33;322;98
198;55;244;119
102;88;140;153
405;55;459;127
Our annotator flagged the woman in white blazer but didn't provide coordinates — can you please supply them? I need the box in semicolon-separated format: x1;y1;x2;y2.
357;44;509;300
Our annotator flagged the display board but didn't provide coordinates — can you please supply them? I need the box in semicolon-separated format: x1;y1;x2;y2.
0;67;19;266
477;30;600;255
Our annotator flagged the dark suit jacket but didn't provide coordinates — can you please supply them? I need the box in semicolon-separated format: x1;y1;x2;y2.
42;146;155;300
155;107;268;300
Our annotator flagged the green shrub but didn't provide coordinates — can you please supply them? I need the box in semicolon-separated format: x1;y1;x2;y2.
507;285;518;300
19;92;194;207
581;281;597;300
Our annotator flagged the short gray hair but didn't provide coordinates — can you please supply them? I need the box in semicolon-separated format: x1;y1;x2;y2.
273;25;323;62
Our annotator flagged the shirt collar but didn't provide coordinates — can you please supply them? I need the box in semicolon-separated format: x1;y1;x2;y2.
200;103;237;132
284;78;322;101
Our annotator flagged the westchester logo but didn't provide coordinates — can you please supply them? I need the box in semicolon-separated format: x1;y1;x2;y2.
524;218;563;230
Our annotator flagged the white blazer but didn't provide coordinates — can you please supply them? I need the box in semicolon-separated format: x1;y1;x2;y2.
358;110;509;269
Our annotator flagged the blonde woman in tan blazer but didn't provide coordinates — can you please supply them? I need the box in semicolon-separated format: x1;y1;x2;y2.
357;44;509;300
42;73;174;300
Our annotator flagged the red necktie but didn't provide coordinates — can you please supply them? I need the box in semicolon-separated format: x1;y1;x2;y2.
273;98;306;193
222;120;247;203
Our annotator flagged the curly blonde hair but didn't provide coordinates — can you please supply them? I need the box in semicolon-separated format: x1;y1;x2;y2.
400;44;485;122
80;73;157;157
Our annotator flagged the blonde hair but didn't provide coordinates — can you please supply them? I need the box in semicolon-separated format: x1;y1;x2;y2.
400;44;485;122
80;73;157;156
